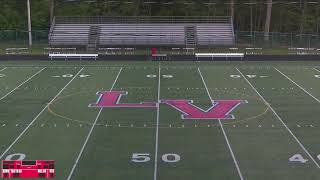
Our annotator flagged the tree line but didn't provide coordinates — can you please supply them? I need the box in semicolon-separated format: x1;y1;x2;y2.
0;0;319;37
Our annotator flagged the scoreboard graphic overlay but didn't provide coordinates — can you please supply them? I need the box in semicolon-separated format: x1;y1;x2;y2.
1;160;55;178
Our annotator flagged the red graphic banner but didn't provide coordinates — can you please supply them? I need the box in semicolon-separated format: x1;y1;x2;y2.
1;160;55;179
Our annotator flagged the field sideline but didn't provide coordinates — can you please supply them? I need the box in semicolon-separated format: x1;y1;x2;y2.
1;61;320;180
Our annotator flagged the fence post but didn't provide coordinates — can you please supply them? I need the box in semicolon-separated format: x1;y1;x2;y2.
290;32;293;48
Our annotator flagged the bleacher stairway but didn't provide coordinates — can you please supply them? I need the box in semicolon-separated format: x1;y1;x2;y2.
87;25;100;51
185;26;197;47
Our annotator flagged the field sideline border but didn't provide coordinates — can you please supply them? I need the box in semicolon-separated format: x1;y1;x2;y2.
67;67;123;180
1;65;320;70
0;65;153;68
0;67;85;160
236;67;320;168
1;54;320;61
198;67;244;180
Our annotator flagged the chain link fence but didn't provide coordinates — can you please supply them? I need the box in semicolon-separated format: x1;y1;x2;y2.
0;30;48;44
0;29;320;54
236;31;320;49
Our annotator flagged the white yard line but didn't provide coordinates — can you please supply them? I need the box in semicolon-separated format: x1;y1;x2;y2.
313;67;320;80
0;67;84;160
275;67;320;103
313;67;320;73
153;63;161;180
67;67;123;180
0;68;46;101
0;67;7;71
198;67;244;180
236;67;320;168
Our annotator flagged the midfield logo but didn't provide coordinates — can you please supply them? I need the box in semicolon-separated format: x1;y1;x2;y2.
89;91;247;120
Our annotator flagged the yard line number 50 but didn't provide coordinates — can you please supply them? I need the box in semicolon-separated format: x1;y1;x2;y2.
132;153;180;163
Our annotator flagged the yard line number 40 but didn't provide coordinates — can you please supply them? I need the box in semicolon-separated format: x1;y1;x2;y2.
52;74;90;78
289;154;320;164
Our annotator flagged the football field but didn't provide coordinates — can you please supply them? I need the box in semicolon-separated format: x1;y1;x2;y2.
1;61;320;180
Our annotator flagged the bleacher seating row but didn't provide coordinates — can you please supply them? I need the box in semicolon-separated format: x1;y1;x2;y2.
50;24;90;46
49;17;235;48
99;24;185;45
197;24;234;45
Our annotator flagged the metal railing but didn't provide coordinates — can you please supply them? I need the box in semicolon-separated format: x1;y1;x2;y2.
0;30;48;45
55;16;232;24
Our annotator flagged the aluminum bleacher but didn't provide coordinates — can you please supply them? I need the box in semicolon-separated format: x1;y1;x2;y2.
49;24;90;46
197;23;234;45
49;16;235;48
99;24;185;46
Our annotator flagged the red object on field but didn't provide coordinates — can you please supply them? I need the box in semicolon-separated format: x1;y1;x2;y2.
1;160;55;179
151;48;158;56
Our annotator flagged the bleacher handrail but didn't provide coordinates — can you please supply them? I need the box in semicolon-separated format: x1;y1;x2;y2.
54;16;232;24
49;16;56;43
230;16;235;44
